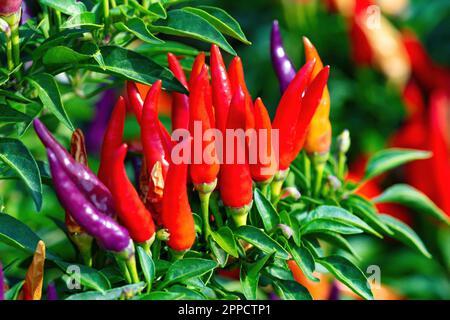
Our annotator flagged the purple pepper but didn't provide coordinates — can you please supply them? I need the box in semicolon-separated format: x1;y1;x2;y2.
0;0;22;16
86;89;117;154
270;20;297;93
33;119;116;218
328;281;340;300
0;261;4;301
46;283;58;301
47;149;132;253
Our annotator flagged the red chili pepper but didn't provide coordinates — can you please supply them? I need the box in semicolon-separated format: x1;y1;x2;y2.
162;139;196;252
189;52;206;89
210;44;232;134
291;66;330;159
219;86;253;210
167;53;189;131
189;65;220;186
110;144;156;244
249;97;277;182
303;37;332;155
272;59;316;170
228;56;250;98
139;80;171;224
98;96;126;189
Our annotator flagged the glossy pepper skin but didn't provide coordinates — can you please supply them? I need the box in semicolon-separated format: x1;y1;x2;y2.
249;98;277;182
303;37;332;155
98;96;126;189
110;144;156;243
210;44;232;134
272;60;315;170
219;86;253;209
189;52;206;89
33;119;116;218
0;0;22;15
270;20;296;93
189;65;220;186
140;80;170;223
22;240;45;300
162;139;196;251
47;149;132;253
167;53;190;131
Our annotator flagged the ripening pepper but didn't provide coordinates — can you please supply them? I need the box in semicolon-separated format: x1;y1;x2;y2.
189;65;220;187
249;98;277;183
219;86;253;226
211;44;232;134
167;53;190;131
65;129;94;266
0;0;22;16
47;148;133;254
110;143;156;244
34;119;116;218
140;80;171;223
303;37;332;155
270;20;296;93
162;139;196;252
189;52;206;89
21;240;45;300
98;96;126;190
271;60;315;171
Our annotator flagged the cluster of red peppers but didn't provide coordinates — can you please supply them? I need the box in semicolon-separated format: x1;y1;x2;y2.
32;39;329;281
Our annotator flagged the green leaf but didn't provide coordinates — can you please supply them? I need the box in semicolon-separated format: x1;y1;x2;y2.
150;9;236;55
28;73;74;130
43;46;93;65
32;29;88;62
374;184;449;225
254;189;280;233
209;236;228;267
318;255;373;300
363;148;431;181
135;291;185;300
272;280;312;300
211;226;238;258
136;41;199;57
288;243;318;282
344;195;393;236
65;283;145;300
137;247;156;291
61;12;103;30
185;6;251;44
169;285;207;300
264;264;295;281
79;46;186;93
300;219;364;236
0;104;31;123
235;226;290;260
0;138;42;210
5;280;24;300
314;232;360;260
379;214;432;258
0;213;60;260
115;18;163;44
159;258;218;289
307;205;382;238
56;261;111;293
240;252;274;300
39;0;86;15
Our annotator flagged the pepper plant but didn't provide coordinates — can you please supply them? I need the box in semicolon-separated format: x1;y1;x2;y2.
0;0;449;301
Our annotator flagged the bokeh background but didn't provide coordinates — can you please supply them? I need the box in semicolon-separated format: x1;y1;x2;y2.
1;0;449;299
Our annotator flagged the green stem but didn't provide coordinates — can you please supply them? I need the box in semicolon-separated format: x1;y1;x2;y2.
142;0;150;8
124;0;129;5
313;162;325;198
169;248;186;261
110;0;117;7
209;191;223;227
199;191;213;241
125;255;140;284
270;169;289;205
116;258;132;284
337;153;346;181
10;23;21;79
5;33;13;71
103;0;110;36
54;10;62;31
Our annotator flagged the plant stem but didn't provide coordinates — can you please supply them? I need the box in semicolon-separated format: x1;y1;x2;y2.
199;191;213;241
5;33;14;71
54;10;62;31
103;0;110;36
116;258;132;284
337;153;346;181
125;255;140;284
10;23;21;79
313;163;325;198
110;0;117;8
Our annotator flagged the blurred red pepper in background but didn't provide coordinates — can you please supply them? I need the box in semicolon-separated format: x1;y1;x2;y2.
167;53;190;131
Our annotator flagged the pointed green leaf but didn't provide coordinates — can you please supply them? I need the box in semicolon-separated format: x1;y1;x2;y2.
0;138;42;210
254;189;280;233
240;252;274;300
115;18;163;44
272;280;312;300
137;246;156;291
364;148;431;181
159;258;218;289
288;243;318;282
39;0;86;15
211;226;238;258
